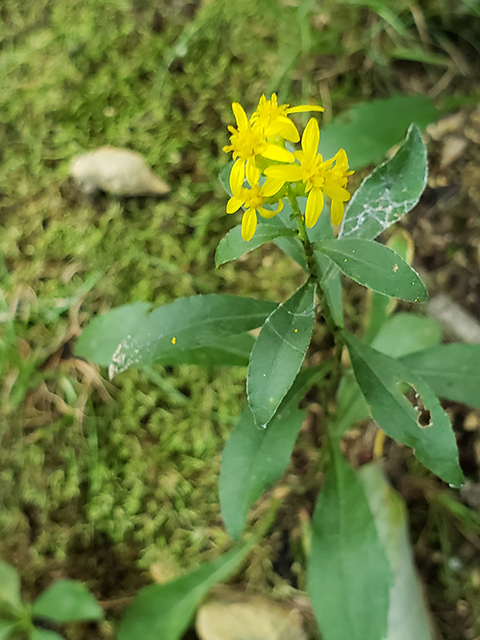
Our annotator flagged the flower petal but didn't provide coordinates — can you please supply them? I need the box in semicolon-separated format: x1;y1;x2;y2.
264;164;303;182
305;187;324;228
246;158;261;188
229;159;245;194
258;200;283;219
323;179;350;202
286;104;324;114
232;102;248;129
260;143;295;163
241;208;257;241
266;119;300;143
262;177;285;197
226;195;244;214
330;199;345;226
302;118;320;160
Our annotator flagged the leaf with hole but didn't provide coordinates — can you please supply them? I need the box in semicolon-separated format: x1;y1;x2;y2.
343;331;464;487
401;344;480;410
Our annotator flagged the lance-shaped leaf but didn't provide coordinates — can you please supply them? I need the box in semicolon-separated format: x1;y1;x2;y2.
220;366;329;540
0;620;19;640
343;331;464;487
401;344;480;410
311;204;344;327
215;223;296;267
315;252;343;327
318;95;437;170
0;563;22;612
31;630;64;640
219;160;234;196
75;296;277;376
308;442;392;640
371;313;441;358
32;580;103;623
340;124;428;241
358;464;436;640
155;333;254;367
118;543;254;640
247;281;315;427
315;238;427;302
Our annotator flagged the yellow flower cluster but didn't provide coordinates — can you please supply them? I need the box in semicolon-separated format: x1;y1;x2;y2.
223;94;353;241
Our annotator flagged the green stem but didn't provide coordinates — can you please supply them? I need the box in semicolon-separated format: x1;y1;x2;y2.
287;193;318;283
288;191;345;416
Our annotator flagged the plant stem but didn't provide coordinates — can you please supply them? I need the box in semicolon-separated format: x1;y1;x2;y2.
288;192;345;415
288;193;318;283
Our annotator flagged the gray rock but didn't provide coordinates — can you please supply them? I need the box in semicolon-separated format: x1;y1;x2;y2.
70;146;170;197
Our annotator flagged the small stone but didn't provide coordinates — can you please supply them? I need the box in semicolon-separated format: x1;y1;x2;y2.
70;146;170;197
196;587;306;640
440;135;468;168
464;411;480;432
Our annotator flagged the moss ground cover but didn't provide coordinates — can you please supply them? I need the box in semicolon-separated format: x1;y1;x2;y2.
1;1;480;637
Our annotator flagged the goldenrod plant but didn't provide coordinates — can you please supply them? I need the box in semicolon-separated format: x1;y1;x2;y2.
74;94;480;640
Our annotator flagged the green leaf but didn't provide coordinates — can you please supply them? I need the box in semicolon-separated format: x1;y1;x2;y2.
0;620;17;640
371;313;441;358
363;292;391;344
32;580;103;623
247;281;315;427
75;296;278;376
343;331;464;487
274;236;307;271
155;333;254;367
329;372;370;438
315;238;427;303
315;253;344;327
358;464;436;640
273;207;309;271
392;46;450;67
319;96;437;170
31;629;65;640
219;161;234;196
215;223;296;267
340;124;428;240
0;564;22;612
401;344;480;410
311;204;344;328
118;543;253;640
308;442;392;640
220;366;329;540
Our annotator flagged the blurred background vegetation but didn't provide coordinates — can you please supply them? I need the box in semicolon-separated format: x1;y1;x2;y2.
1;0;480;638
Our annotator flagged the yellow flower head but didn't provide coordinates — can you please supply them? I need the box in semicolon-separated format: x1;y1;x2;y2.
250;93;325;143
264;117;353;227
223;102;295;193
226;172;283;242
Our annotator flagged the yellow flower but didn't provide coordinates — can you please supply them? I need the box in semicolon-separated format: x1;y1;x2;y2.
264;117;352;228
250;93;324;143
226;173;284;242
223;102;295;193
324;148;354;225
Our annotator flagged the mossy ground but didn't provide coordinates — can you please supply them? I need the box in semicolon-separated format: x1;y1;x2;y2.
1;1;480;638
